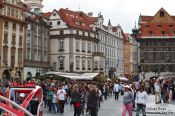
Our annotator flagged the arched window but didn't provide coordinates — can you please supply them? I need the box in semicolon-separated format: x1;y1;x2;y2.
160;11;164;17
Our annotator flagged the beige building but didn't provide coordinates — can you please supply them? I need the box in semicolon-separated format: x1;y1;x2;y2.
0;0;25;81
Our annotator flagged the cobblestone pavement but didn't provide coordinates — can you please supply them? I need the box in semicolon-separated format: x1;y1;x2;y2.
43;94;175;116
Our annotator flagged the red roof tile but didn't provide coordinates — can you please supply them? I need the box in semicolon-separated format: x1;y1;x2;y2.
43;12;51;19
58;8;98;31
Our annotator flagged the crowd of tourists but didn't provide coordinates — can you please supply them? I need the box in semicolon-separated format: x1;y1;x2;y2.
0;77;174;116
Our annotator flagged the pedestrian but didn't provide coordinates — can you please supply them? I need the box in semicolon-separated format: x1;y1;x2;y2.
135;86;148;116
57;86;67;114
71;84;81;116
52;90;58;113
122;85;134;116
87;85;99;116
154;80;161;104
47;87;53;111
113;81;119;100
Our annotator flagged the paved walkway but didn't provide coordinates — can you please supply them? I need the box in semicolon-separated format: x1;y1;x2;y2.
43;94;175;116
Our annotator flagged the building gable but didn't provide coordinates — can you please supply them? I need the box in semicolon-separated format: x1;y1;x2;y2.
150;8;175;23
50;9;61;20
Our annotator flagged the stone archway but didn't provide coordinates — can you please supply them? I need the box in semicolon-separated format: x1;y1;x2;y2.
27;72;32;78
2;69;10;82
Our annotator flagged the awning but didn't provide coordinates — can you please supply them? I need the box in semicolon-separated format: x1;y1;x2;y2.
76;73;99;80
46;72;99;80
117;76;128;81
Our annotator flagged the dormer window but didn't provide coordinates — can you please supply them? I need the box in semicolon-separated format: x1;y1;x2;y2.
160;11;164;17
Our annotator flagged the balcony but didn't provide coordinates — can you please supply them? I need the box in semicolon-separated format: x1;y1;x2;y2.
92;52;104;56
59;49;64;52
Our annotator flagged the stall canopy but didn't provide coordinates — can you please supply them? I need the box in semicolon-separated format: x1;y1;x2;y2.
117;76;128;81
46;72;99;80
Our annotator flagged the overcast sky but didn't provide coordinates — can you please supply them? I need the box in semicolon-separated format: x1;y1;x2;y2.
42;0;175;33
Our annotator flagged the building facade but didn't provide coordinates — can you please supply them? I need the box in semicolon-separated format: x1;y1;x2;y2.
45;8;102;73
23;0;50;79
130;34;139;79
96;14;124;78
0;0;25;81
124;34;131;79
136;8;175;80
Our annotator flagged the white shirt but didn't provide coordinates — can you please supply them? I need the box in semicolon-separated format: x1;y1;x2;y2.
135;91;148;105
57;89;66;101
154;83;160;93
113;84;119;92
52;94;57;103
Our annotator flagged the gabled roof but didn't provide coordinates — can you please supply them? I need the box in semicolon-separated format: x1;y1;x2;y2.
43;8;98;30
139;8;175;37
57;8;98;31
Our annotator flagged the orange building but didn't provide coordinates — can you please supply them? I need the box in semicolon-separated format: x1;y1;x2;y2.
124;33;132;80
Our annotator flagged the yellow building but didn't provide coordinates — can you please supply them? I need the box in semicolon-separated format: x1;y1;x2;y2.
0;0;25;81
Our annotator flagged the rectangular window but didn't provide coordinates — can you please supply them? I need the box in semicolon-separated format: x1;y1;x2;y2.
20;25;23;32
50;22;52;25
19;36;22;46
82;41;85;52
87;42;91;52
7;7;10;16
59;39;64;50
59;58;64;70
82;58;85;69
3;47;8;62
76;58;80;69
18;49;22;64
94;45;97;52
87;59;91;69
94;61;98;69
11;8;14;17
12;35;16;45
4;21;8;29
15;10;18;18
4;33;8;44
13;23;16;30
57;21;60;25
26;49;30;60
76;39;79;51
162;31;166;36
149;31;153;36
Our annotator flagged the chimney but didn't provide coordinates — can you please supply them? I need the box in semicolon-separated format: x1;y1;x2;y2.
88;12;93;17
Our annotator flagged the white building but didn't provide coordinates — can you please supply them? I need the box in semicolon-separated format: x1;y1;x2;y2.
95;13;124;77
45;8;103;73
